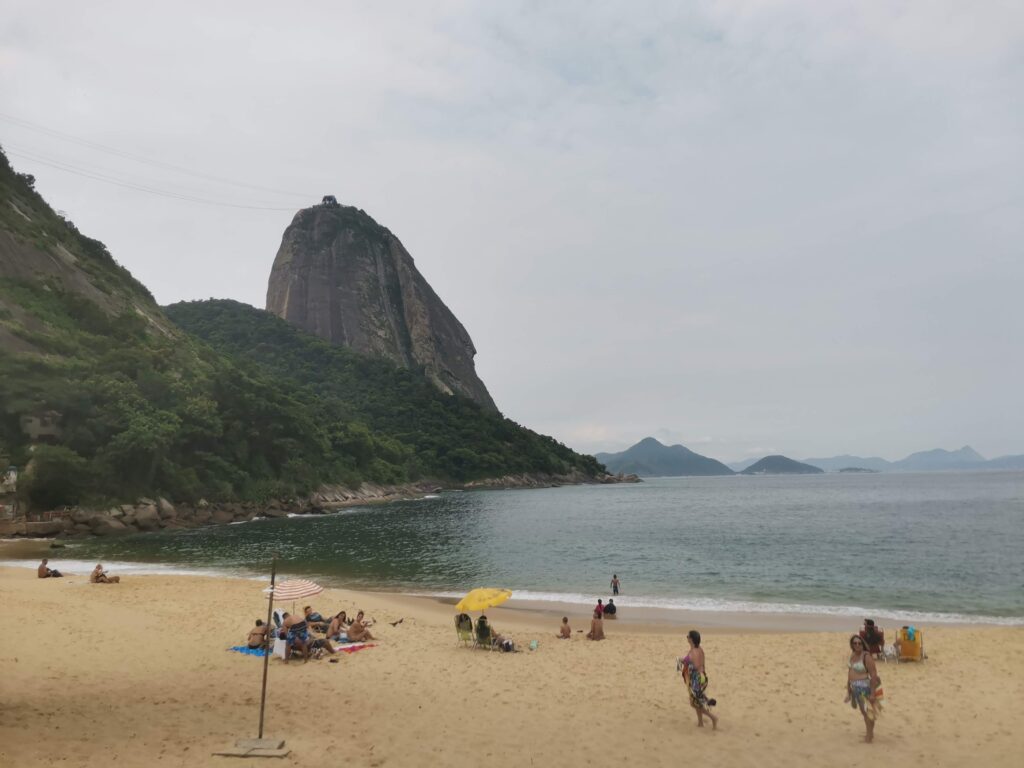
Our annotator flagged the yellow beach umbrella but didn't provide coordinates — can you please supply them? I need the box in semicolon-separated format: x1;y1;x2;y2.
455;587;512;613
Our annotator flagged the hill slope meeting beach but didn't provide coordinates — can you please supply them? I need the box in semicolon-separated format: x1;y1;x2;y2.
3;3;1024;768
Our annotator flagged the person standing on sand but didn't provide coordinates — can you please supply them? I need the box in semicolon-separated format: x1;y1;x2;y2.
611;574;620;595
679;629;718;729
595;598;604;617
845;635;882;742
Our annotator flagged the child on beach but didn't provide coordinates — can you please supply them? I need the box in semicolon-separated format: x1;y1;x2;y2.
90;564;119;584
557;617;571;638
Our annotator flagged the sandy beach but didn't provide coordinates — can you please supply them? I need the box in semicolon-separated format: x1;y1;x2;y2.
1;561;1021;768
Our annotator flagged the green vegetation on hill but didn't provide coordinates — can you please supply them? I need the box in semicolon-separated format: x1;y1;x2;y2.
165;299;602;484
0;148;601;510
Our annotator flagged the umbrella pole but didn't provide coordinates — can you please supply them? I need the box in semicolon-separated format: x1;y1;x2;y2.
257;556;277;739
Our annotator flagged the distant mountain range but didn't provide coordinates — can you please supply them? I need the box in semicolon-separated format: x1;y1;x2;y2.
740;455;824;475
743;446;1024;473
595;438;734;476
599;439;1024;478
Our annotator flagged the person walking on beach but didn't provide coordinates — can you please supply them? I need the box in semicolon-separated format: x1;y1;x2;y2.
611;574;620;595
679;629;718;729
845;635;882;742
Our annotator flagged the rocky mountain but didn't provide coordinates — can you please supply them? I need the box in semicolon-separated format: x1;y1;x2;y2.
594;437;735;477
739;455;824;475
0;148;602;512
266;201;496;411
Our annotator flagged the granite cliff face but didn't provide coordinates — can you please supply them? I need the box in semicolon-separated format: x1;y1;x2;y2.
266;203;497;411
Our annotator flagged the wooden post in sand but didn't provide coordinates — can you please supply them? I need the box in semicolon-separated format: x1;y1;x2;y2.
216;557;289;758
258;556;277;739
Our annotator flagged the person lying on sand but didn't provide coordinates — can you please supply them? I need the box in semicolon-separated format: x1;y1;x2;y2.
90;564;120;584
586;610;605;641
247;619;269;650
347;611;375;642
557;617;571;639
37;558;62;578
303;605;330;632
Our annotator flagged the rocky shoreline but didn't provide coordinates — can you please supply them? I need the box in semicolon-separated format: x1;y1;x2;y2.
0;471;639;539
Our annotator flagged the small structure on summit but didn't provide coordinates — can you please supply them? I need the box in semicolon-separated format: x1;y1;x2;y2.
321;195;339;206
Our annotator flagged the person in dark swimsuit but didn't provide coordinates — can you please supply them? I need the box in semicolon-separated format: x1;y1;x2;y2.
247;619;269;650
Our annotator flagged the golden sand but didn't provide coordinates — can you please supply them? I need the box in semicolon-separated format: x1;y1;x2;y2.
1;564;1021;767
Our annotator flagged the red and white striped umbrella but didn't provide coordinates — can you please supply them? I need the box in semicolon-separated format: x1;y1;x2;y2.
265;578;323;601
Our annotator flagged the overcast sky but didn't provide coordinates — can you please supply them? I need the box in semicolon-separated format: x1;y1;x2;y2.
2;1;1022;461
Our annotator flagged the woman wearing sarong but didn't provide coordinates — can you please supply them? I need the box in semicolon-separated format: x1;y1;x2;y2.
679;630;718;729
845;635;882;742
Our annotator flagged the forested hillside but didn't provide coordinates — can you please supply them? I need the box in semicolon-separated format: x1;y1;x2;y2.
0;147;601;510
166;299;602;484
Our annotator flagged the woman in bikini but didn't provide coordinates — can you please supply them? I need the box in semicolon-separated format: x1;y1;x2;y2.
846;635;882;742
680;629;718;729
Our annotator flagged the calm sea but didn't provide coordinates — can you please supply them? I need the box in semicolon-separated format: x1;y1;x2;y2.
12;471;1024;624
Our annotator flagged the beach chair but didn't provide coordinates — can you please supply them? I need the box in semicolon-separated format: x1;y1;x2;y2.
896;627;924;662
475;621;496;651
859;626;885;658
455;613;474;647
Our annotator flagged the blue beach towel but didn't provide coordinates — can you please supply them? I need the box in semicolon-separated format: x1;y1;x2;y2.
228;645;267;657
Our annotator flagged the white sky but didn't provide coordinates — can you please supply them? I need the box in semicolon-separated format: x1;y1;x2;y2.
2;1;1022;461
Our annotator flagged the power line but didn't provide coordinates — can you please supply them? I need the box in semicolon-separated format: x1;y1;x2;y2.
0;111;315;200
5;148;301;211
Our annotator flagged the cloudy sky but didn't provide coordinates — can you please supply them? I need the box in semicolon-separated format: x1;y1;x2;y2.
2;1;1022;461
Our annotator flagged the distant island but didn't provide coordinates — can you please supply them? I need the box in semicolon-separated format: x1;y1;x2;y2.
739;455;824;475
595;437;735;477
838;467;879;473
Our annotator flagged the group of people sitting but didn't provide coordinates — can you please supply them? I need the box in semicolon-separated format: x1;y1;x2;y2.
246;605;377;663
455;613;514;651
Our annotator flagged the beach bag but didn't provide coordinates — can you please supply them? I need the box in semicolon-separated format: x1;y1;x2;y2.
500;639;514;652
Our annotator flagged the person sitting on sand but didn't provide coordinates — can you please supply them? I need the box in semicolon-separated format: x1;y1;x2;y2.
281;612;310;663
346;611;375;642
90;564;120;584
586;610;605;641
247;619;269;650
328;611;349;640
604;599;617;619
37;558;62;578
557;616;571;639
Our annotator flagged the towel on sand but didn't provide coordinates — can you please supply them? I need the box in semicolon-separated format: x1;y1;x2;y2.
228;645;267;657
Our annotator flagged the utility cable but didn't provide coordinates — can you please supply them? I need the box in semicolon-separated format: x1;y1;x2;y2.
0;111;315;200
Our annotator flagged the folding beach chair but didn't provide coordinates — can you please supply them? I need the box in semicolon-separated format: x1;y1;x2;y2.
475;620;496;651
455;613;474;647
896;626;924;662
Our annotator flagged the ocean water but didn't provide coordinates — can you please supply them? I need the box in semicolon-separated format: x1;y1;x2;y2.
14;471;1024;624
